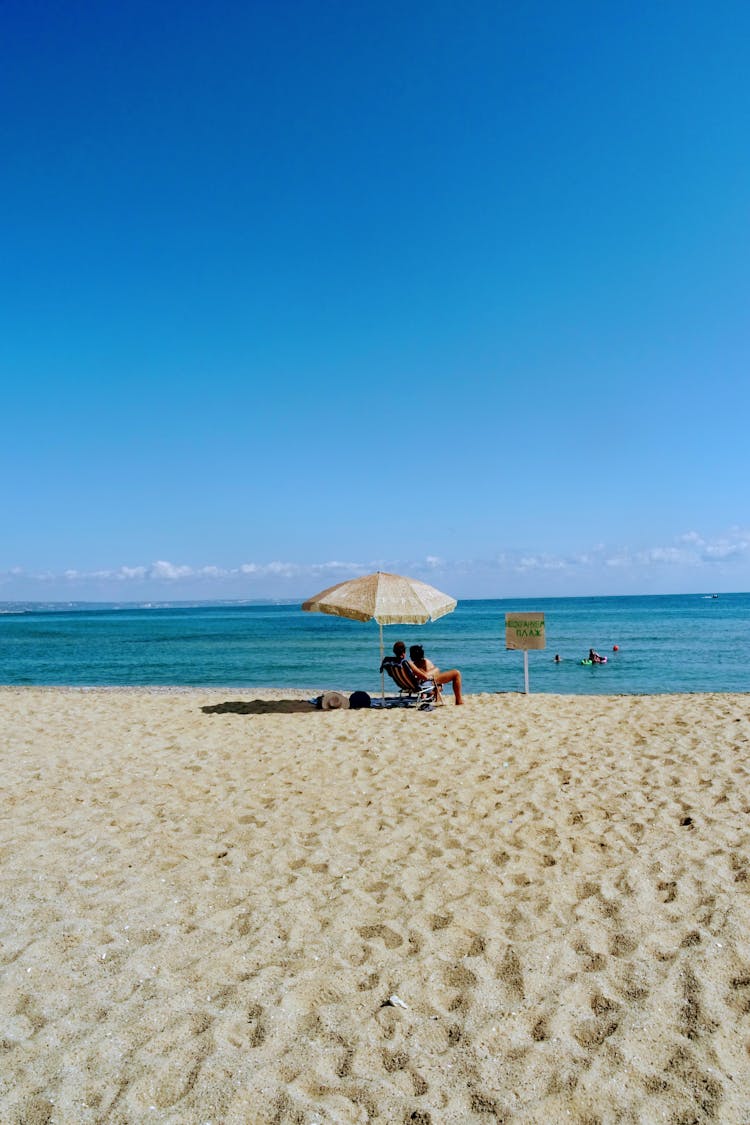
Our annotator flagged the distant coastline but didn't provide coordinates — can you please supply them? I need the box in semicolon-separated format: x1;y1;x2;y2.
0;590;746;614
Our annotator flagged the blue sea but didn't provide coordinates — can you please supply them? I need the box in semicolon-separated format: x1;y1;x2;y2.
0;594;747;695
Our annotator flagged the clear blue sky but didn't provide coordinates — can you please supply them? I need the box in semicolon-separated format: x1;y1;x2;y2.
3;1;749;601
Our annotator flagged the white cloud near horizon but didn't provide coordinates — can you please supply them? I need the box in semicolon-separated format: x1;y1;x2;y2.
2;526;749;599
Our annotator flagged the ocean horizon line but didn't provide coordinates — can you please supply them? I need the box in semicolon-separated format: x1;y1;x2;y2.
0;589;745;614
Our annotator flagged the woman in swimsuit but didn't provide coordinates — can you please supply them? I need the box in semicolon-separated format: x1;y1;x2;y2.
408;644;464;705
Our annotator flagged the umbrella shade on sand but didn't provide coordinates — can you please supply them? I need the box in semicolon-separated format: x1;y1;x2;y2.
302;571;457;695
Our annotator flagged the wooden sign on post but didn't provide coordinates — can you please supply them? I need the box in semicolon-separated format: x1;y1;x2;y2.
505;612;545;693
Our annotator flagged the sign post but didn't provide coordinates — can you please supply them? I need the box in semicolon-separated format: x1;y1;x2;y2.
505;612;546;694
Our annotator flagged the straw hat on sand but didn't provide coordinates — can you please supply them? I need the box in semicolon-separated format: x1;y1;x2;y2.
320;691;349;710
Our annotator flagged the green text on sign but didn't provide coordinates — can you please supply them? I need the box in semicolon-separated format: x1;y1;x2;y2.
505;612;546;650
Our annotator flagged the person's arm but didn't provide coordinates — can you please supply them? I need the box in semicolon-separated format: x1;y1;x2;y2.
406;659;432;682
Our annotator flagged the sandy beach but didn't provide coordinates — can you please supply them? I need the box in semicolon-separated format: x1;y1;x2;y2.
1;687;749;1124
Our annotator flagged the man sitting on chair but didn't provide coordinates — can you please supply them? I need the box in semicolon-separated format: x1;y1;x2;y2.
380;641;434;704
379;641;410;679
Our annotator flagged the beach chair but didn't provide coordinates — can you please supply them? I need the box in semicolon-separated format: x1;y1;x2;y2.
379;657;440;709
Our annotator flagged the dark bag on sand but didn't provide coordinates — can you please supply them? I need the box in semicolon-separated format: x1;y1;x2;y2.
348;690;371;709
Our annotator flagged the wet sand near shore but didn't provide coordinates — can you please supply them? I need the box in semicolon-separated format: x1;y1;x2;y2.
1;687;749;1123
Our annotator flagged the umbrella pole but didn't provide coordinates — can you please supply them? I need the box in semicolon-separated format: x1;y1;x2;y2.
380;621;385;701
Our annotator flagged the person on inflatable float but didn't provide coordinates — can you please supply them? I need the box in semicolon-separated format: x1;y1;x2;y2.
588;648;606;664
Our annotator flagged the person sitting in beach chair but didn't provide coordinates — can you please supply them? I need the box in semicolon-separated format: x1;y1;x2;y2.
409;643;464;705
380;641;438;708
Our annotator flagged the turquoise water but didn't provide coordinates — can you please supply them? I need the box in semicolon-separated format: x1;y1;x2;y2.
1;594;747;695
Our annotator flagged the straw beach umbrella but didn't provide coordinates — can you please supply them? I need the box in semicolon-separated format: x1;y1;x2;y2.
302;571;457;696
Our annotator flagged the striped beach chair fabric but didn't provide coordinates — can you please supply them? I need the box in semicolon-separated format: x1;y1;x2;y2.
379;657;439;709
